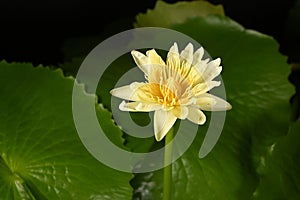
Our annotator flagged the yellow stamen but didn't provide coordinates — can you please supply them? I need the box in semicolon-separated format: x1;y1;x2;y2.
137;83;180;107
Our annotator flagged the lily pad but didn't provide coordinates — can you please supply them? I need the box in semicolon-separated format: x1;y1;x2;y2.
134;0;224;28
253;119;300;199
0;62;132;199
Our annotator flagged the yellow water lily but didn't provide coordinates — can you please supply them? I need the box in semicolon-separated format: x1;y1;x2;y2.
111;43;231;141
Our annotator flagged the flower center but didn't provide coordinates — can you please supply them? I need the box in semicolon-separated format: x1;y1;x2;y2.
137;82;179;107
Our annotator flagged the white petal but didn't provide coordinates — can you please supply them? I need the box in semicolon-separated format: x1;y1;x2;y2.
172;106;188;119
193;58;210;75
192;47;204;66
169;42;179;54
154;110;177;141
192;81;221;96
119;101;161;112
202;58;222;81
146;49;165;66
145;49;165;83
130;82;145;90
131;50;150;75
180;43;194;64
110;83;141;101
147;67;162;83
206;81;221;91
196;93;232;111
210;57;221;66
166;43;180;69
164;77;181;97
187;106;206;125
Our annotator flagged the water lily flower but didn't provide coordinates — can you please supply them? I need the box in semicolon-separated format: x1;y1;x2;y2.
111;43;231;141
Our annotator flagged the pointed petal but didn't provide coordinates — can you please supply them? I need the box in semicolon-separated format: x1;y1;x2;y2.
206;81;221;91
164;76;181;97
131;50;150;75
166;52;180;78
147;67;162;83
187;106;206;125
172;106;188;119
192;47;204;66
145;49;165;83
146;49;165;66
193;58;210;76
110;84;140;101
209;57;221;67
154;110;177;141
169;42;179;54
167;43;179;65
180;43;194;64
196;93;232;111
130;82;145;89
202;58;222;81
192;81;221;96
119;101;161;112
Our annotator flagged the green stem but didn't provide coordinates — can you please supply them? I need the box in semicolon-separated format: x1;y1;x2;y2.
163;128;174;200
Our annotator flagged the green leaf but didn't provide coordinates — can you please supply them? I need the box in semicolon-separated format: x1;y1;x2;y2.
58;52;155;154
134;0;224;28
0;62;132;199
253;119;300;199
130;15;293;199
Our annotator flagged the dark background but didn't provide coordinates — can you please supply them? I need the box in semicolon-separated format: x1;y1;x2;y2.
0;0;298;66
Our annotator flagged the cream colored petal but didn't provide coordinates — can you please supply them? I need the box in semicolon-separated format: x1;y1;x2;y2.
187;106;206;125
206;81;221;91
166;43;180;71
130;82;145;90
145;49;165;83
147;67;162;83
172;106;188;119
196;93;232;111
191;59;210;85
180;43;194;64
202;58;222;81
192;81;221;96
169;42;179;54
154;110;177;141
119;101;161;112
146;49;165;66
164;77;181;97
209;57;221;66
110;83;140;101
193;59;210;75
131;50;150;75
192;47;204;66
